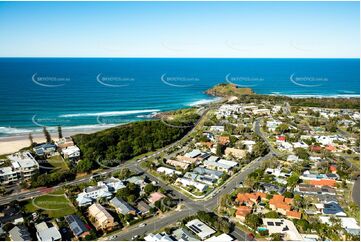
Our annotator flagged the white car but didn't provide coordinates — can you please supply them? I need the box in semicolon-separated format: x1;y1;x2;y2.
139;223;147;227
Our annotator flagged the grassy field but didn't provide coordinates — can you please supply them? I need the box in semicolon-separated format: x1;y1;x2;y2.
47;155;69;172
24;189;76;218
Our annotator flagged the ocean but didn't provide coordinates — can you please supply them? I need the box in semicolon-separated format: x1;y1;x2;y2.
0;58;359;137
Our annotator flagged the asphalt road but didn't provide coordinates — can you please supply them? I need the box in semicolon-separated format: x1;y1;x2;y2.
254;118;281;157
352;176;360;205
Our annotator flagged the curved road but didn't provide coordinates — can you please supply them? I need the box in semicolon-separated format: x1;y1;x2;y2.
352;176;360;205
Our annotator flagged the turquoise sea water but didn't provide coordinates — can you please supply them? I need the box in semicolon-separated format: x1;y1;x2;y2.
0;58;359;137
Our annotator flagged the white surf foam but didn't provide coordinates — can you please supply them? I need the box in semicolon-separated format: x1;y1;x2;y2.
59;109;161;118
0;127;33;134
188;97;222;106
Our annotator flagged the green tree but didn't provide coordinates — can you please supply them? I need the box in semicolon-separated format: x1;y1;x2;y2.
245;214;262;229
295;219;310;233
287;173;300;188
276;123;289;134
76;159;93;173
294;148;309;160
28;133;34;147
43;127;51;143
144;183;156;194
57;126;63;139
216;144;225;156
271;233;282;241
114;168;131;179
264;211;279;219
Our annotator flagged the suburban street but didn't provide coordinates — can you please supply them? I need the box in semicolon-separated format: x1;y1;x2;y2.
107;152;271;241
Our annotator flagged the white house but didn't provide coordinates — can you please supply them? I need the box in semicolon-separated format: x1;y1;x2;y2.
1;152;39;185
186;219;216;240
76;177;125;206
62;145;80;159
176;177;208;192
157;167;181;176
263;218;303;241
35;222;62;241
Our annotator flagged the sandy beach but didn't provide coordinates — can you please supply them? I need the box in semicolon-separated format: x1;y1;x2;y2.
0;128;109;156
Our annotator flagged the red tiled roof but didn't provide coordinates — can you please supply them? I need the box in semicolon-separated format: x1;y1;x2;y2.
218;136;230;145
310;146;322;152
309;179;336;187
286;210;302;219
277;136;286;141
326;145;336;151
236;206;252;217
269;195;285;204
329;165;337;172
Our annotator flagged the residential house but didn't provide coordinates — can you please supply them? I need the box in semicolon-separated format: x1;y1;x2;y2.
55;137;74;149
144;232;175;241
235;206;252;222
265;168;291;178
110;197;136;216
259;182;286;194
8;225;32;241
278;142;293;152
252;108;270;115
193;167;223;180
294;184;336;196
35;221;62;241
157;167;182;176
224;147;246;159
242;140;256;153
209;126;224;133
172;228;198;241
65;215;89;239
76;177;125;206
148;192;166;205
186;219;216;240
269;195;299;218
137;200;151;215
1;152;39;185
236;192;267;207
88;203;115;231
218;136;230;146
176;155;198;165
126;176;147;188
166;159;189;170
287;155;299;163
319;216;360;236
61;145;80;160
266;120;282;132
176;177;208;192
263;218;303;241
185;149;202;158
205;233;234;241
203;158;237;173
315;201;347;216
0;205;24;225
33;143;57;156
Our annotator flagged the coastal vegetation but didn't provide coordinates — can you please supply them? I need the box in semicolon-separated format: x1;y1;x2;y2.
206;83;359;109
73;109;199;172
205;83;254;97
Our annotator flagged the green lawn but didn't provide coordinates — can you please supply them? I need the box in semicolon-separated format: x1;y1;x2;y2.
24;189;76;218
47;155;69;172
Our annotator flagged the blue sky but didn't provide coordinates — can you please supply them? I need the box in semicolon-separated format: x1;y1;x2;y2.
0;1;359;58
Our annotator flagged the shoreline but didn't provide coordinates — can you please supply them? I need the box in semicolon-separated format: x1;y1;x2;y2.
0;97;224;156
0;127;110;156
0;91;358;155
